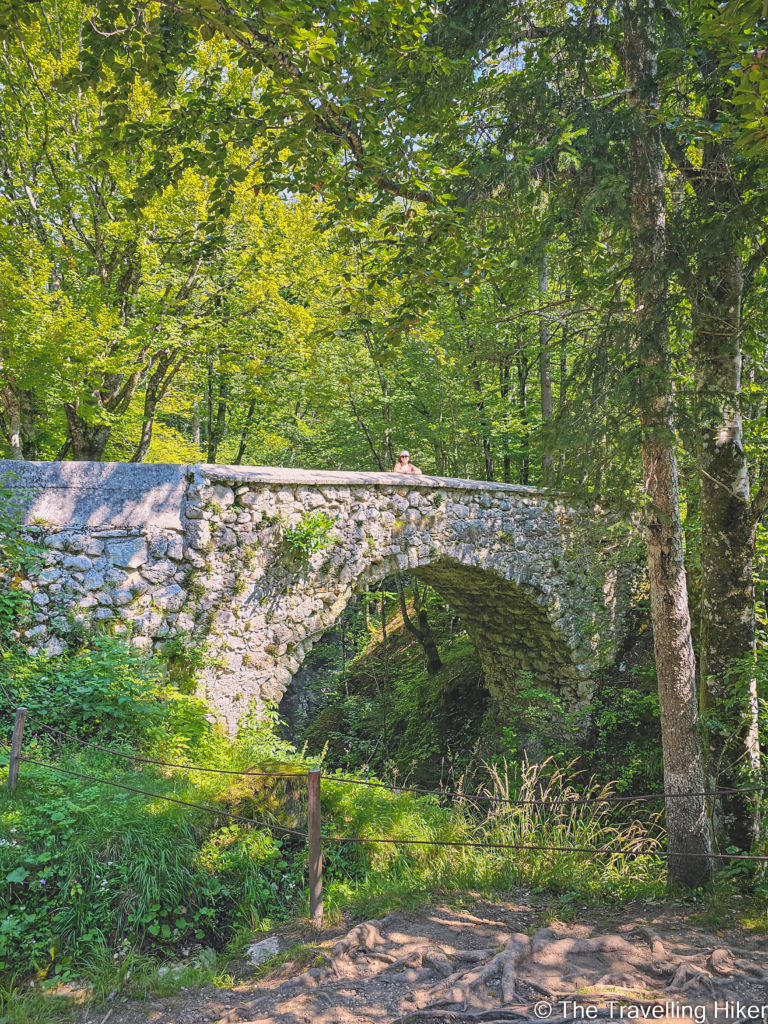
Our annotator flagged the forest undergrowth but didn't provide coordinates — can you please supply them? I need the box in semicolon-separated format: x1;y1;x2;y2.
1;586;765;1023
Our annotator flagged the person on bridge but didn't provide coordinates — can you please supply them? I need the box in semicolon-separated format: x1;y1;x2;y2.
393;450;423;475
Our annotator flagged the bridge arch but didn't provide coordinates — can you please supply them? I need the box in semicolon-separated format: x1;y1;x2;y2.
4;461;632;734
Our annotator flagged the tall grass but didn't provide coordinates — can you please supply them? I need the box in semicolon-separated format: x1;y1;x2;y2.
319;757;667;917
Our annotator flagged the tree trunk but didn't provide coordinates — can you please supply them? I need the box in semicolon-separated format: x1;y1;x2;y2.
131;348;182;464
206;371;229;464
458;305;494;480
63;366;141;462
623;0;713;886
500;354;512;483
64;402;112;461
394;573;443;674
539;257;554;487
0;385;38;460
691;251;760;849
234;400;257;466
517;349;530;485
0;385;22;459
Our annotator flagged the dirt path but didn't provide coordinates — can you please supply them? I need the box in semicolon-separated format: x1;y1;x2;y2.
81;893;768;1024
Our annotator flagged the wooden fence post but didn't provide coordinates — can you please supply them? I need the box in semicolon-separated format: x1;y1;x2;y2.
308;768;323;926
7;707;27;793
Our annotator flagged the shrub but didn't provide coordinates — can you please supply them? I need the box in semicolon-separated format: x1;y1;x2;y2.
2;637;207;750
283;510;335;565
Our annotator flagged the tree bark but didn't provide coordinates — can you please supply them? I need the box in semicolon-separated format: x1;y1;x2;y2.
64;402;113;461
623;0;713;886
64;366;141;461
394;573;443;674
517;349;530;485
206;369;229;464
458;305;494;480
234;400;257;465
500;354;512;483
690;208;760;851
0;384;22;459
0;384;38;460
539;257;554;487
131;348;183;464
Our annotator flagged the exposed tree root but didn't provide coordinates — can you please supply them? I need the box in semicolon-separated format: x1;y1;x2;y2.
423;933;532;1007
243;915;768;1024
332;917;387;958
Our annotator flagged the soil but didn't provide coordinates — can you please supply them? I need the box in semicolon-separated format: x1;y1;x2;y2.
78;892;768;1024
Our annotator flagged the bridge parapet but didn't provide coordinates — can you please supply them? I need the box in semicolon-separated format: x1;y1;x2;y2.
2;461;637;734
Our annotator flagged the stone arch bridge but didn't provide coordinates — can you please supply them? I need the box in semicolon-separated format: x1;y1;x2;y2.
3;461;635;733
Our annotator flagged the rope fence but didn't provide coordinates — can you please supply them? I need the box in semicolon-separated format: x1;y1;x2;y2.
4;704;768;927
12;711;768;807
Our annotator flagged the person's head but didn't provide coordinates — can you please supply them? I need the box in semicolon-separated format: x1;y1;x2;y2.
399;450;410;463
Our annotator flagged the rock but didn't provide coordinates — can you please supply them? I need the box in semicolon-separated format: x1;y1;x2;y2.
63;555;93;571
32;592;49;607
104;568;129;586
166;535;184;560
63;534;86;553
149;535;168;558
247;936;280;967
208;484;235;508
25;624;47;638
85;538;105;556
78;596;98;609
112;590;133;607
105;538;148;569
83;570;106;591
94;607;114;620
217;527;237;549
124;573;149;595
153;584;186;612
131;610;166;635
141;560;174;584
239;491;265;508
185;520;211;550
38;568;62;584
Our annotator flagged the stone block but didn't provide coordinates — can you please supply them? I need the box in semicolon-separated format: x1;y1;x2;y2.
132;610;165;635
106;537;148;569
141;560;174;584
217;527;237;549
149;535;168;558
85;538;105;556
208;484;235;508
153;584;186;612
166;535;184;560
63;554;93;571
185;520;211;551
83;570;105;590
